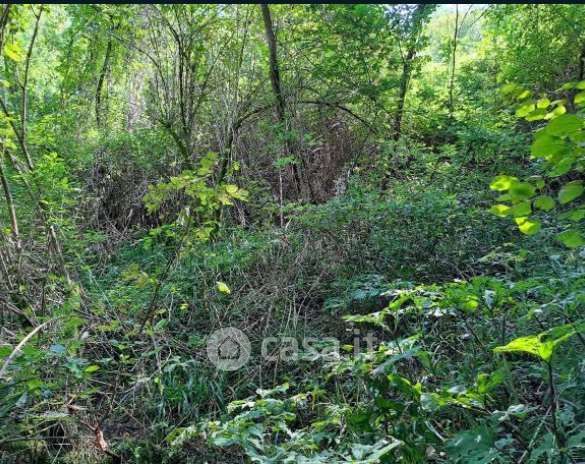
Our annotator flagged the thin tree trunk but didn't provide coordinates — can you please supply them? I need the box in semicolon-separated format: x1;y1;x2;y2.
21;6;43;165
260;4;302;198
96;34;113;127
261;4;285;124
0;153;20;251
393;48;415;140
448;4;459;115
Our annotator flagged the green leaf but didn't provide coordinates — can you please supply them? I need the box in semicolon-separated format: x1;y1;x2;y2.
558;181;584;205
4;43;23;62
556;230;585;248
510;201;531;217
516;90;532;100
544;105;566;120
489;204;511;217
575;91;585;105
545;114;582;135
576;80;585;90
525;109;547;121
494;335;552;361
559;208;585;222
216;281;231;294
548;156;574;177
533;195;555;212
561;82;577;90
509;182;536;200
516;103;535;118
514;217;541;235
84;365;100;373
225;184;239;195
531;135;566;159
490;175;518;192
536;98;550;109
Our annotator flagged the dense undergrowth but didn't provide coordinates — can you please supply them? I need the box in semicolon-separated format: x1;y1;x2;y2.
1;4;585;464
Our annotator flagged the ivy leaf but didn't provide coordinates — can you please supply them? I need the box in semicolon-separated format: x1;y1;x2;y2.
556;230;585;248
558;181;584;205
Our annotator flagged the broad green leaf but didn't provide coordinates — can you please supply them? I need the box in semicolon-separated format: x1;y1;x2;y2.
514;217;541;235
84;365;100;373
531;135;566;158
216;281;231;294
536;98;550;109
509;182;536;200
575;91;585;105
525;109;547;121
558;181;584;205
516;103;535;118
533;195;555;211
494;335;552;361
576;80;585;90
490;204;511;217
544;105;566;120
496;323;585;361
510;201;531;217
490;175;517;192
548;156;574;177
556;230;585;248
545;114;582;135
559;208;585;221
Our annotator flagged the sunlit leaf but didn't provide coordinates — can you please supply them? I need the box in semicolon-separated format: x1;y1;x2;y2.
490;204;511;217
556;230;585;248
490;175;517;192
558;181;584;205
514;217;541;235
216;281;231;294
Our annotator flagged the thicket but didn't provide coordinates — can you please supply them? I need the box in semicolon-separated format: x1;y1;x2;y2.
0;4;585;464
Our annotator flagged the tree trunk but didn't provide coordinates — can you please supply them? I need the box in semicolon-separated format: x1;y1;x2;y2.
448;4;459;115
0;153;20;251
96;34;113;127
260;4;302;198
393;48;415;140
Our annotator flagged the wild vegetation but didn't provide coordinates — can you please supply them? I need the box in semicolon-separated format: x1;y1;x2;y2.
1;4;585;463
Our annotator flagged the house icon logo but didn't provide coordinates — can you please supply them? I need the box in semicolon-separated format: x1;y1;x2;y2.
207;327;251;371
